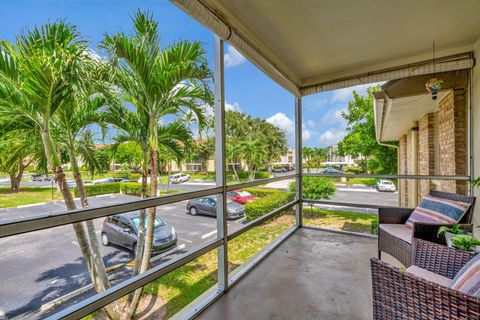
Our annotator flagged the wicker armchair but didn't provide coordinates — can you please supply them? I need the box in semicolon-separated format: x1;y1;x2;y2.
371;239;480;320
378;190;475;267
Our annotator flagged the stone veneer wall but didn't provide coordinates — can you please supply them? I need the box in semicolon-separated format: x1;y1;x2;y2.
418;113;435;200
438;90;468;195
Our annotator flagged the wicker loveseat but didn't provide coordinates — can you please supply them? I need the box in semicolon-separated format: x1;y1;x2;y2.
378;190;475;267
371;239;480;320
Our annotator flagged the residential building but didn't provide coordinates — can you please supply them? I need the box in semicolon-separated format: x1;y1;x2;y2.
323;145;357;167
374;71;469;207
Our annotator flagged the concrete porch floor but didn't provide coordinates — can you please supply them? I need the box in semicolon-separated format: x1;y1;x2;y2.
196;228;379;320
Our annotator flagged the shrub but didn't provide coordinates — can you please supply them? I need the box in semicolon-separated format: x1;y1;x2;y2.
74;183;121;197
344;167;364;174
129;173;141;182
289;176;336;200
243;189;295;221
243;187;281;198
236;171;271;180
73;182;147;197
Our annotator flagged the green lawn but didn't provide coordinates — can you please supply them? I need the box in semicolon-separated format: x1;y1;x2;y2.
303;207;378;234
344;177;378;186
0;186;61;208
139;208;376;318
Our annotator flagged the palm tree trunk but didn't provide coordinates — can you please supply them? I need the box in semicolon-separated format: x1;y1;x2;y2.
42;131;118;319
125;121;159;318
67;145;111;292
231;160;240;182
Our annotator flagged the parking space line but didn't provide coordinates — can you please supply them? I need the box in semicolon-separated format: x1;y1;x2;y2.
200;230;217;239
235;217;246;223
150;244;186;263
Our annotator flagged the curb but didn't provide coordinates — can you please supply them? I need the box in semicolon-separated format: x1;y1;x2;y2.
40;271;121;314
40;244;184;314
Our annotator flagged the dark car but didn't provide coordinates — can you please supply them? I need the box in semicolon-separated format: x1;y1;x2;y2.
323;167;343;174
101;212;177;254
186;196;245;219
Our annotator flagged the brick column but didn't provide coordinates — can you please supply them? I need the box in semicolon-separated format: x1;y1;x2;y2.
398;134;408;207
438;89;467;195
418;113;435;200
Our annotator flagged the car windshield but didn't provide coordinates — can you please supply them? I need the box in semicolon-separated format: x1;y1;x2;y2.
237;191;252;197
226;199;233;204
131;216;165;228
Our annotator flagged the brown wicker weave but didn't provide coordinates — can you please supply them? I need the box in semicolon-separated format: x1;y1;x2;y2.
378;190;475;267
371;239;479;320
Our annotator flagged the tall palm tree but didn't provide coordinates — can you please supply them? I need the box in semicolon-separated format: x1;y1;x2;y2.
0;22;119;318
240;140;268;180
226;142;241;182
101;11;212;312
103;102;196;316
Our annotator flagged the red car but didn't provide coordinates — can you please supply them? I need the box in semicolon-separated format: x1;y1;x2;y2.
227;190;257;204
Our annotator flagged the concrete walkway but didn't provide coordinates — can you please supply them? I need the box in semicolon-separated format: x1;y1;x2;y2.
197;228;377;320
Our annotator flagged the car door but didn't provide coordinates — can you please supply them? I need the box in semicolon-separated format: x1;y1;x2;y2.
195;198;209;214
118;216;136;248
107;216;122;245
205;198;217;216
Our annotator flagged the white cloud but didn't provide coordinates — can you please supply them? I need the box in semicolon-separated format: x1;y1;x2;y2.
225;101;242;112
318;129;346;146
319;108;347;126
302;127;311;141
266;112;311;141
306;120;316;129
330;82;384;103
224;45;247;68
267;112;295;134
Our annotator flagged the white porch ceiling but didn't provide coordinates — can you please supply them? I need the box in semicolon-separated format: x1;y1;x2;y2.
176;0;480;95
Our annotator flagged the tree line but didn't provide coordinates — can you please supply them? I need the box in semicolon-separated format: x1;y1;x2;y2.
0;11;214;318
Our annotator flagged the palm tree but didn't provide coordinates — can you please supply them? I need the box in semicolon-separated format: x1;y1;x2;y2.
240;140;268;180
101;10;212;294
103;102;196;316
101;12;212;316
0;22;119;318
226;142;241;182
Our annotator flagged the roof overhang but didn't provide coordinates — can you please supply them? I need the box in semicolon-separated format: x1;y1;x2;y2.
173;0;480;97
374;70;468;142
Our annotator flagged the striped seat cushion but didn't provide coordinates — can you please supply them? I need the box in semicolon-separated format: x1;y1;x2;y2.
450;253;480;297
405;194;470;227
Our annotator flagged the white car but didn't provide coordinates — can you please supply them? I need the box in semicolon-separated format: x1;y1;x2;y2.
376;180;396;192
169;173;190;184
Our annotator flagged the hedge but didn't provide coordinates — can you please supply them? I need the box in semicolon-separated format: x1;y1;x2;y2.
73;182;146;197
243;188;295;221
236;171;271;180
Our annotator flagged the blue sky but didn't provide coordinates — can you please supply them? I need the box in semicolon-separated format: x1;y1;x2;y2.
0;0;376;148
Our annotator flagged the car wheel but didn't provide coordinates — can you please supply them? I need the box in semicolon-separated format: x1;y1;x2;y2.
190;206;198;216
101;232;110;246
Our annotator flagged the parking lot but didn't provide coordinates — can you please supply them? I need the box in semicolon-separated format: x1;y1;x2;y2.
0;194;245;319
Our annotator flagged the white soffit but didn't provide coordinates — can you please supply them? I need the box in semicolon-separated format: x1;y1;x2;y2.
380;91;447;142
174;0;480;96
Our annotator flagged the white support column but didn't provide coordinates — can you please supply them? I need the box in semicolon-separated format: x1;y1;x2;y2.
214;35;228;292
295;97;303;227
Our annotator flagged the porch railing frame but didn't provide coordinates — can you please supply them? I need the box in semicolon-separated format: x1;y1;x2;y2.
0;34;474;320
